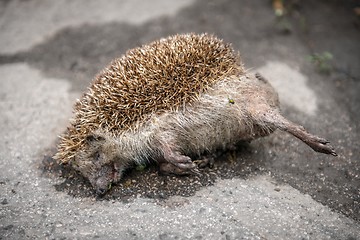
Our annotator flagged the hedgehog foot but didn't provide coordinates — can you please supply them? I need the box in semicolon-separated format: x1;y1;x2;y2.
300;134;337;156
162;145;197;170
159;163;200;175
194;156;215;168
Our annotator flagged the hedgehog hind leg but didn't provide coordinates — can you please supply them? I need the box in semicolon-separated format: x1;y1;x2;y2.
262;111;337;156
281;121;337;156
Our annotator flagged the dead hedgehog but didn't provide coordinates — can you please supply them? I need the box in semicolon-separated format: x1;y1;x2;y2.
54;33;337;195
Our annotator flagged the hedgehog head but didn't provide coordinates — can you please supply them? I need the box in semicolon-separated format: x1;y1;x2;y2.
70;131;125;195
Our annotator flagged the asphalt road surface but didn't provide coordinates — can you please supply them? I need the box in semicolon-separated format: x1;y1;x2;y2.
1;0;359;239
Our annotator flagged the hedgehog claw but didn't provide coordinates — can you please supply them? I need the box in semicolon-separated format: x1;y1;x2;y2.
190;167;201;175
307;137;337;156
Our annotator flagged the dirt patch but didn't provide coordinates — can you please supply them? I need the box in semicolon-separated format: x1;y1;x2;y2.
41;142;266;201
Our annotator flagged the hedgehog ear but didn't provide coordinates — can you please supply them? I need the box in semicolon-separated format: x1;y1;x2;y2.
85;133;106;146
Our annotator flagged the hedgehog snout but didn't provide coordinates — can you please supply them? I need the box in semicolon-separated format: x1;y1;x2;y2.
96;187;107;196
94;176;111;196
93;160;128;196
90;163;116;196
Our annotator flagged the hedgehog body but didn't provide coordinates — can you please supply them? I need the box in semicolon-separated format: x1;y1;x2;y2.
55;34;336;195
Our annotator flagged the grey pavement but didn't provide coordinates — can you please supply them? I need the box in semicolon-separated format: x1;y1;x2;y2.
1;0;359;239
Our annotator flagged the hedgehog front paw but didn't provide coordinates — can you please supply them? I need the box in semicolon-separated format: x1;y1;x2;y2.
162;147;197;170
194;156;215;168
159;163;199;176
